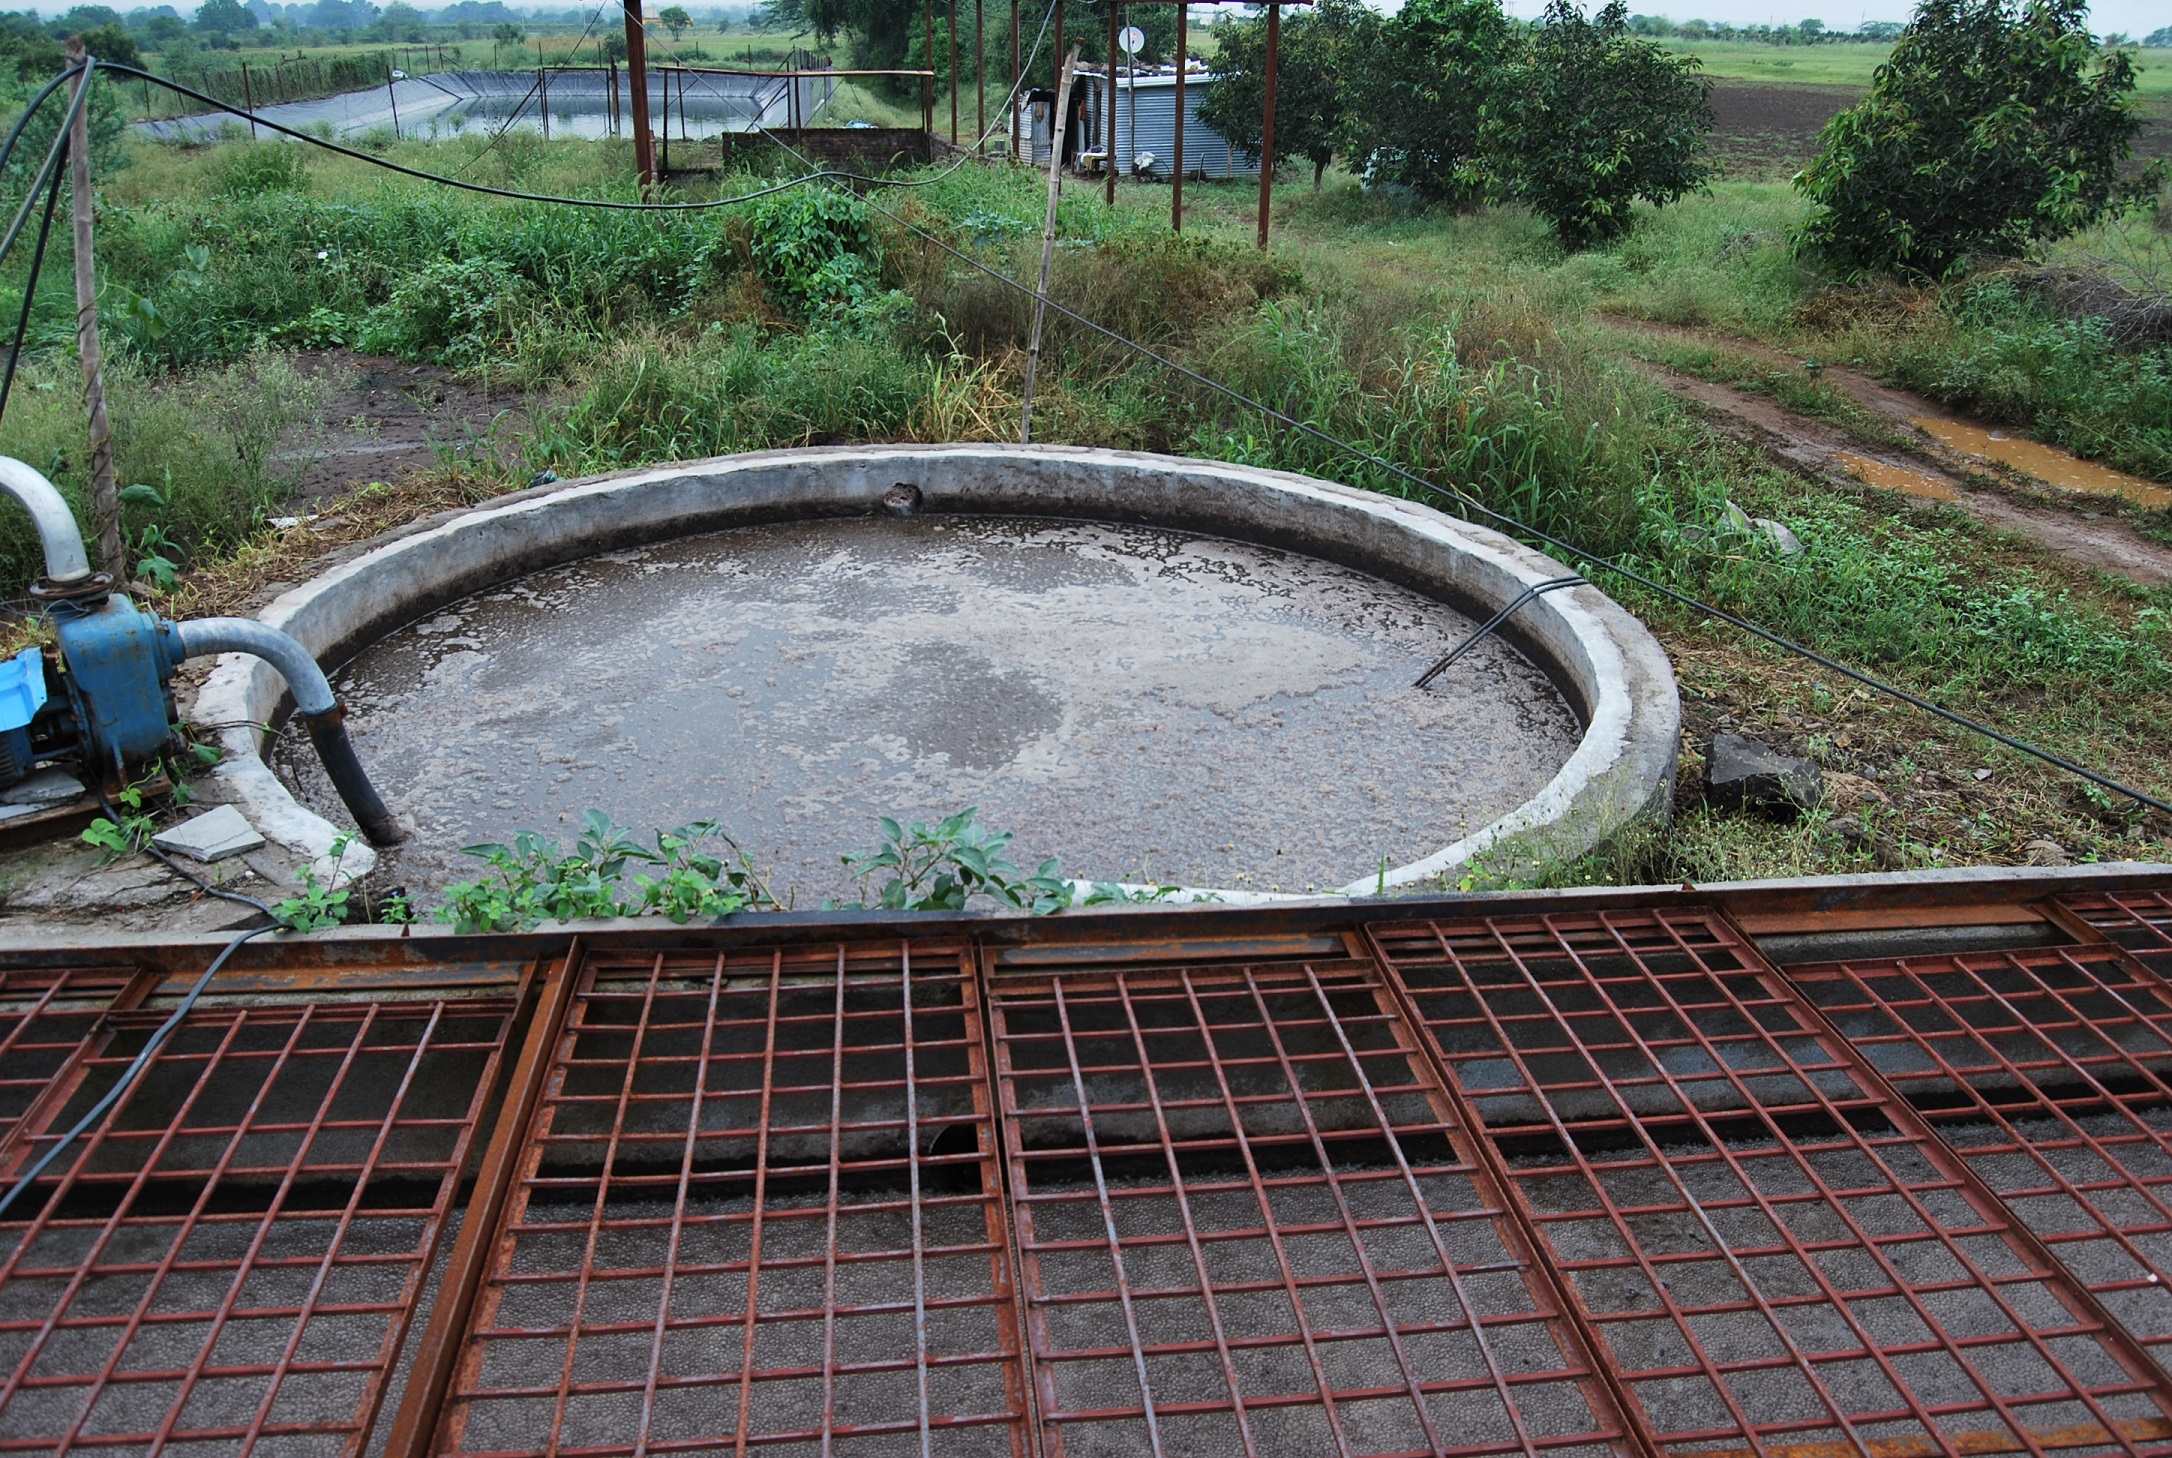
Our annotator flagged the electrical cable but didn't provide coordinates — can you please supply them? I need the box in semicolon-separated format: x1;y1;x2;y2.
0;921;275;1222
86;58;2172;817
0;134;66;430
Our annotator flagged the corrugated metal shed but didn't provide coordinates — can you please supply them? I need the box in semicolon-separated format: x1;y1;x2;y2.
1017;70;1258;178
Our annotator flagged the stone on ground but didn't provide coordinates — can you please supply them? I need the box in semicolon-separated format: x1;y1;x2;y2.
153;804;267;863
1707;733;1824;813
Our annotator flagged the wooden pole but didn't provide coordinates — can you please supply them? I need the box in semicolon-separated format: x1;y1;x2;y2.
1256;1;1277;249
1104;0;1116;203
62;45;120;584
1010;0;1020;159
948;0;958;144
1171;2;1184;230
924;0;934;140
1053;0;1063;90
1021;45;1080;445
240;60;257;138
658;66;667;171
624;0;654;191
538;65;547;140
975;0;984;149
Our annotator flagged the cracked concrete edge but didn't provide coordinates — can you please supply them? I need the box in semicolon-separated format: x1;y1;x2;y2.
191;444;1681;899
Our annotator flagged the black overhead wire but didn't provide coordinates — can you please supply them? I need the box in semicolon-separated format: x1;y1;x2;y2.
54;61;2172;820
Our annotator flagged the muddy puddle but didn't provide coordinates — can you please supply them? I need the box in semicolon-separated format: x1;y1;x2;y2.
1836;452;1960;501
1909;418;2172;511
277;515;1582;904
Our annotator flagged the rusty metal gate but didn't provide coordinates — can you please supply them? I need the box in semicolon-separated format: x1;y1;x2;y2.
9;876;2172;1458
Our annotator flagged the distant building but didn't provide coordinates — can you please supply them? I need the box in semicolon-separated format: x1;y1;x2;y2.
1015;69;1258;178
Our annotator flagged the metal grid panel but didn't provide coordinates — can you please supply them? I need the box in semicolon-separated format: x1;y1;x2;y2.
434;941;1030;1458
0;992;516;1458
2058;895;2172;976
1368;911;2172;1458
0;969;132;1152
1787;944;2172;1360
985;954;1637;1458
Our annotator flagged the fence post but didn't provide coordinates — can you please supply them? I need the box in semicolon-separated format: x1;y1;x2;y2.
385;58;401;139
1172;2;1185;231
1256;1;1278;249
62;43;121;584
1020;45;1080;445
240;60;257;139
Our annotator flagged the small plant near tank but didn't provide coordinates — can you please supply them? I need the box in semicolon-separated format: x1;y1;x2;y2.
835;807;1074;915
273;833;354;932
437;810;779;932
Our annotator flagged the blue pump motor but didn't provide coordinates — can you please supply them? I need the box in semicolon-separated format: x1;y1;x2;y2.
0;644;47;784
50;594;182;778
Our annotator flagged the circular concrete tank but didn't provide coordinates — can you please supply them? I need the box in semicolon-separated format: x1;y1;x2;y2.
194;446;1680;902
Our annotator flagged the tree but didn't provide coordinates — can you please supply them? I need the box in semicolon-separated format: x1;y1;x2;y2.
1856;19;1904;37
1197;0;1360;188
73;22;140;64
660;4;692;38
1797;0;2155;276
1481;0;1713;247
1339;0;1512;205
2144;24;2172;44
194;0;256;31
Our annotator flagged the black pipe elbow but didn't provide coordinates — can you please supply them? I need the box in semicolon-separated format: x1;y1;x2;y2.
301;705;406;847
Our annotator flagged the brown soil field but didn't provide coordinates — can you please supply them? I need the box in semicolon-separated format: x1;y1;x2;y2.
1704;83;2171;178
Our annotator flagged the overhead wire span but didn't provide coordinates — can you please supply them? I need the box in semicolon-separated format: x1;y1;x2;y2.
58;58;2172;820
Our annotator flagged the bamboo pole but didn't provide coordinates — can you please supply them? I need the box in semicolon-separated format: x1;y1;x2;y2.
63;44;120;584
1020;45;1080;445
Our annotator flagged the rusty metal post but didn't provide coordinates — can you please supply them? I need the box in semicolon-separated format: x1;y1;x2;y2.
659;66;667;172
1021;45;1081;445
1256;1;1277;249
624;0;654;191
1171;3;1184;230
924;0;935;139
1104;0;1116;204
537;64;546;140
976;0;985;149
63;43;120;584
385;57;402;139
240;60;257;138
949;0;959;143
1010;0;1020;159
1053;0;1064;94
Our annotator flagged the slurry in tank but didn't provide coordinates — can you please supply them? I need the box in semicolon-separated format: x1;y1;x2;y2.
275;515;1583;901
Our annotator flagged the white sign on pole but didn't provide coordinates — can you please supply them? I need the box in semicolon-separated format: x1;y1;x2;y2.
1118;24;1145;53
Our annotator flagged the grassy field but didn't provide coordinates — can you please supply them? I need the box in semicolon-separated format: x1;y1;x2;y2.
1663;37;2172;97
2;120;2167;890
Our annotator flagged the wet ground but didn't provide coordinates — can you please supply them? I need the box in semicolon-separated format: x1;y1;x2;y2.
275;515;1582;905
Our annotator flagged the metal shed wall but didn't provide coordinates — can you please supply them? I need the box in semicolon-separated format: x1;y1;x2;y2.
1019;72;1257;178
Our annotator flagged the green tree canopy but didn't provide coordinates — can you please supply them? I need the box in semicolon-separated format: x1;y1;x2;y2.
1339;0;1511;205
1481;0;1714;247
193;0;257;32
1798;0;2154;276
1197;0;1362;188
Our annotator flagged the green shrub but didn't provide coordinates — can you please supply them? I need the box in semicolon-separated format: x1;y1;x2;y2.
212;141;309;197
358;255;528;363
1337;0;1509;205
741;186;897;323
1481;0;1714;249
1797;0;2157;278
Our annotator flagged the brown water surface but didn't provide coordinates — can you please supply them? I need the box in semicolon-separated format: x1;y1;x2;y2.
279;516;1583;903
1910;418;2172;511
1837;452;1961;501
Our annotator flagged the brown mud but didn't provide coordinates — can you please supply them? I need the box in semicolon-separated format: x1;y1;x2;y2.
284;350;531;504
1605;316;2172;585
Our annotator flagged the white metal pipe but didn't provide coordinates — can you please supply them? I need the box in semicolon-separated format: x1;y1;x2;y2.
173;617;338;716
0;456;93;584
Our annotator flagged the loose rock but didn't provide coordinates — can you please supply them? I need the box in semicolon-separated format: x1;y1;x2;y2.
2023;839;2071;867
1707;733;1824;814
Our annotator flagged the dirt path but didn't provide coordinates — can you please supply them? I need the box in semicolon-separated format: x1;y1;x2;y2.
284;351;531;505
1602;314;2172;587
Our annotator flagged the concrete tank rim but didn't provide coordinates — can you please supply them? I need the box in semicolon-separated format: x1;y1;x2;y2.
193;444;1680;900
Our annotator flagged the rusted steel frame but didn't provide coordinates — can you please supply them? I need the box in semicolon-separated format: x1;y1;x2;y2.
546;949;673;1455
234;1003;459;1458
1232;966;1460;1458
0;1008;257;1420
1106;974;1263;1458
820;947;849;1457
1357;924;1671;1458
1692;1413;2172;1458
1784;947;2172;1344
632;952;727;1458
1292;958;1644;1458
379;947;584;1458
901;942;933;1458
967;942;1042;1458
0;969;158;1178
1382;918;1896;1458
2081;892;2172;951
49;1005;325;1458
1633;913;2172;1447
994;967;1361;1458
1048;977;1170;1458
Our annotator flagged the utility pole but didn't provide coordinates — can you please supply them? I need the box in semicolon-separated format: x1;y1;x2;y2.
1021;46;1080;445
624;0;654;190
63;42;120;584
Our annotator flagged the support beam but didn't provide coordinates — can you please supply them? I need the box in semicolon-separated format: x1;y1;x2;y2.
63;42;119;584
1104;0;1117;204
1171;2;1184;231
624;0;653;191
1010;0;1020;160
1256;1;1278;250
949;0;959;144
925;0;935;140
